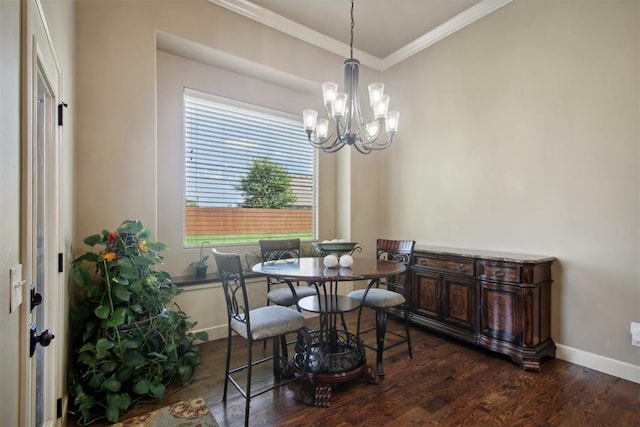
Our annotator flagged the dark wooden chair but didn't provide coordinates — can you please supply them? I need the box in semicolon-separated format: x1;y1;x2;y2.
212;249;307;427
347;239;415;376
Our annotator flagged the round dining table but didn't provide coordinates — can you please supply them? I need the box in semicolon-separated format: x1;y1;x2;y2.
252;256;405;406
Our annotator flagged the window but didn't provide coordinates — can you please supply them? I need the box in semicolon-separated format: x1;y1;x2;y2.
184;91;317;246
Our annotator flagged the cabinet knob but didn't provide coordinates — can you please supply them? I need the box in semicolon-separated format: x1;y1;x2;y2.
495;269;505;277
457;264;465;272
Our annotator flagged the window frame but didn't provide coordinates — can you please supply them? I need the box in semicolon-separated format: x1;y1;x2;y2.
183;88;319;248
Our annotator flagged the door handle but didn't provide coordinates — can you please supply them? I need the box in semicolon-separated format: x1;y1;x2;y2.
29;323;55;357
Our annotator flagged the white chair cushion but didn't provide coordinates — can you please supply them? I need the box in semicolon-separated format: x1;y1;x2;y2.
348;288;405;309
267;286;317;307
231;306;306;341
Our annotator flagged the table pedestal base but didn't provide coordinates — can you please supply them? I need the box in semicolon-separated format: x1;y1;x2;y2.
294;328;378;407
299;364;379;407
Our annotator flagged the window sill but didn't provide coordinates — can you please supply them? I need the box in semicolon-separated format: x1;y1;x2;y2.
172;271;261;287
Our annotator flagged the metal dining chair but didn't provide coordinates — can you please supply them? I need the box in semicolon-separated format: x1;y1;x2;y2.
212;249;307;427
259;238;317;310
347;239;415;377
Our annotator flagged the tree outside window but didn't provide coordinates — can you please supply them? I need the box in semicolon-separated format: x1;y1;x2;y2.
236;158;296;209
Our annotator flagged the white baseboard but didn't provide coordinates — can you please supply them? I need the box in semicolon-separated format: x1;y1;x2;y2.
556;344;640;384
193;324;228;342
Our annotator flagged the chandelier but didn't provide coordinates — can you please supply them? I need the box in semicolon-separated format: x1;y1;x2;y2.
302;0;399;154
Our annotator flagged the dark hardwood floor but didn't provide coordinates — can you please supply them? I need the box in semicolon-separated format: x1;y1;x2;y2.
68;311;640;426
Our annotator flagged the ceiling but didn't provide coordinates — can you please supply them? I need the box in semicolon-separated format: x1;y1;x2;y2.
208;0;513;71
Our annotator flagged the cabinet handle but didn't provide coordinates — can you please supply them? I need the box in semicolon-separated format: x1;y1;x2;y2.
494;269;505;277
456;264;466;272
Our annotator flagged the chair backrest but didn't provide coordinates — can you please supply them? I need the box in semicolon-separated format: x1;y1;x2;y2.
259;239;301;290
212;249;251;333
376;239;416;295
259;238;301;262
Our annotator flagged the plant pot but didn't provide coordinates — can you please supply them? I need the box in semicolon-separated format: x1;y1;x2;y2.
195;265;207;279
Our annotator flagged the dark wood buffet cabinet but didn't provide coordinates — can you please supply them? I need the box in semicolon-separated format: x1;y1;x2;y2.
408;245;556;371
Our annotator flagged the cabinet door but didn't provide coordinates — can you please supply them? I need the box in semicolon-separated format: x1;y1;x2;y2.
413;269;441;320
479;281;520;344
442;275;475;331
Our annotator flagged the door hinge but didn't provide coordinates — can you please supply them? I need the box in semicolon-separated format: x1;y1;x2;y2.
30;284;42;312
57;102;68;126
56;397;63;418
58;252;63;273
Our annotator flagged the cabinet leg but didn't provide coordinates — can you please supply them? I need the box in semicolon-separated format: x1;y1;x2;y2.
521;358;541;372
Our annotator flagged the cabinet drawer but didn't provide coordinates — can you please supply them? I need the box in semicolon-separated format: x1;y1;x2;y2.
477;261;521;283
413;254;474;277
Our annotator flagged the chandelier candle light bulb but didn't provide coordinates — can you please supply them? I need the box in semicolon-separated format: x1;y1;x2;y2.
303;109;318;132
302;0;399;154
323;82;338;105
316;119;330;139
386;111;400;133
368;83;384;107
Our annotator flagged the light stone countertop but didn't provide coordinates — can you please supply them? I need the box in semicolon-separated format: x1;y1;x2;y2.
414;244;556;264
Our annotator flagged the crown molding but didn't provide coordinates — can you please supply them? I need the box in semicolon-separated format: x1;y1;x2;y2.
208;0;383;69
208;0;512;72
380;0;513;70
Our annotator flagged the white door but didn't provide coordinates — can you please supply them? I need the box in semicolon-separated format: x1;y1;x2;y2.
21;0;64;425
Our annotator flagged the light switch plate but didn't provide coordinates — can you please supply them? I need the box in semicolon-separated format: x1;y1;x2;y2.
10;265;23;313
631;321;640;347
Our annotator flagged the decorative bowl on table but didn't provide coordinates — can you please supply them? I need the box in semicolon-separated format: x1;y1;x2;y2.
312;241;361;257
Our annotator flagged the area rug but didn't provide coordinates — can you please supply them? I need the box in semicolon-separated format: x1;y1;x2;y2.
113;396;219;427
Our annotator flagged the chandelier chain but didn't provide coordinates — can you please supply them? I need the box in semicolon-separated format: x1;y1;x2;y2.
350;0;354;59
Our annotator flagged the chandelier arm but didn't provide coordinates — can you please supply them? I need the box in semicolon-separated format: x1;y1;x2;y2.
320;104;347;143
362;134;394;151
333;118;352;146
337;117;348;141
323;137;348;153
307;132;345;152
357;118;383;144
344;59;370;142
309;139;345;153
353;142;373;154
307;121;349;152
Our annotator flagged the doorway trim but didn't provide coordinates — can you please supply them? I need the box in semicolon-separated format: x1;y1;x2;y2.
20;0;63;425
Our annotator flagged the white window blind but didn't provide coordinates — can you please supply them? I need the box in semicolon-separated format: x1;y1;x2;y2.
184;92;317;246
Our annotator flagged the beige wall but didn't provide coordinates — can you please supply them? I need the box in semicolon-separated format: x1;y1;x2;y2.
75;0;638;381
381;0;640;370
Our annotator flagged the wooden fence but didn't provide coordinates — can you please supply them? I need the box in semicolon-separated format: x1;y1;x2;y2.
185;206;312;235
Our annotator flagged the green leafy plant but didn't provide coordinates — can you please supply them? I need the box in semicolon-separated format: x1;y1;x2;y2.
188;241;210;270
67;219;208;424
188;242;209;279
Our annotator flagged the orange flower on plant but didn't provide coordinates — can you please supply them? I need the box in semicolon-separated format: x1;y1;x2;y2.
102;251;117;262
139;240;148;252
